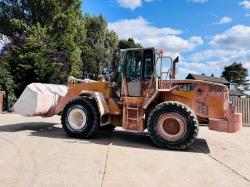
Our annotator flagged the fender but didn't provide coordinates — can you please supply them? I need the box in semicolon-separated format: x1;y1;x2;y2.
55;89;111;126
79;91;110;117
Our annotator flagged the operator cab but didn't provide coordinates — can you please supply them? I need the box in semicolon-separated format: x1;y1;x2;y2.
115;48;177;97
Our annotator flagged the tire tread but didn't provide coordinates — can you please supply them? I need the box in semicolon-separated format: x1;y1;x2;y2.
61;97;99;138
147;101;199;150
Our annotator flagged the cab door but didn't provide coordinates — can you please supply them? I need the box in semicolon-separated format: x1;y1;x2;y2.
124;50;143;97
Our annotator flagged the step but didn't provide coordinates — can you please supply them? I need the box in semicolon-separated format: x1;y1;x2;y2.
127;107;139;110
127;118;138;121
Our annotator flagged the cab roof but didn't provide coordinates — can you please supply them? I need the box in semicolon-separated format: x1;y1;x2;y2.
121;47;161;55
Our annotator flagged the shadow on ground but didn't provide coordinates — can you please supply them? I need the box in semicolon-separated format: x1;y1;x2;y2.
0;122;210;154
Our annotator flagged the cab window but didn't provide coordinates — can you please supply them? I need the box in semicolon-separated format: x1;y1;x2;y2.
125;51;142;80
143;49;154;79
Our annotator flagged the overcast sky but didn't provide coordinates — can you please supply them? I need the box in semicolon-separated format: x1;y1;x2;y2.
83;0;250;79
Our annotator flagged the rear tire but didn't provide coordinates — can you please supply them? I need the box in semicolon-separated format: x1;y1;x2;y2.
147;101;199;150
61;97;99;138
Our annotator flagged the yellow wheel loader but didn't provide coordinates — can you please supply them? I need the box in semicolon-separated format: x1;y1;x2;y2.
54;48;242;150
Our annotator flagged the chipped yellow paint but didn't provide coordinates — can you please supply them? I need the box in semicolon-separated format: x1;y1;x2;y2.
92;92;110;116
108;99;121;115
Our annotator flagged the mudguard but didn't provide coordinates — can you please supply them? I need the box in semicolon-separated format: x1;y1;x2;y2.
80;91;110;117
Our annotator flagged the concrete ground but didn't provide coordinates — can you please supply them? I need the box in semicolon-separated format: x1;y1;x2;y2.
0;114;250;187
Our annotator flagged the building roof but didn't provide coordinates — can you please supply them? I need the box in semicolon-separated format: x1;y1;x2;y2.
230;88;245;96
186;73;229;84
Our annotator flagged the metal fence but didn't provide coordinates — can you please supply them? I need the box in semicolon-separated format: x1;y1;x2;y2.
231;98;250;125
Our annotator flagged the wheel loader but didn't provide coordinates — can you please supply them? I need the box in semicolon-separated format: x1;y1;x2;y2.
54;47;242;150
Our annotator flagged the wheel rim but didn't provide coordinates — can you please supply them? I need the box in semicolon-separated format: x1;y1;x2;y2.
157;113;187;142
68;107;87;131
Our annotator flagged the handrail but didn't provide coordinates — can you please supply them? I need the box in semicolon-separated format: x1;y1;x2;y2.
146;75;154;97
157;56;173;89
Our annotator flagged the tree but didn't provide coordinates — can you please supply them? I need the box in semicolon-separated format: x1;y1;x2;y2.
0;0;141;108
0;0;60;37
1;27;66;97
0;0;85;98
49;0;85;77
222;62;249;85
118;38;141;49
0;57;14;109
81;14;118;79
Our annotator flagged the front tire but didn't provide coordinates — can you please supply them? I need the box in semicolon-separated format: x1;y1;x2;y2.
147;101;199;150
61;97;99;138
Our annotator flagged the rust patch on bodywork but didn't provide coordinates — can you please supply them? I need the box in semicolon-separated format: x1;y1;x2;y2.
209;85;225;97
195;85;206;97
195;100;208;116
